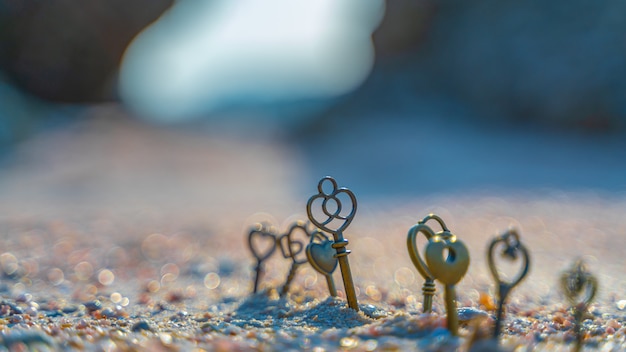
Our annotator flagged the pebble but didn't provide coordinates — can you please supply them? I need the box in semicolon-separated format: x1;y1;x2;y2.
15;293;32;303
44;310;63;317
62;305;79;314
361;304;388;319
131;320;154;332
84;300;103;312
2;330;54;347
100;308;116;318
170;311;189;322
616;300;626;310
457;307;489;323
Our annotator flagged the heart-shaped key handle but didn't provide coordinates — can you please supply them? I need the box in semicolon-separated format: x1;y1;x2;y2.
277;221;316;296
306;176;357;235
307;176;359;310
561;259;597;307
306;231;338;296
418;220;469;337
487;229;530;339
407;214;469;335
425;235;470;285
248;223;278;263
407;214;458;313
278;221;310;265
307;232;338;276
488;229;530;291
247;223;278;293
560;259;598;352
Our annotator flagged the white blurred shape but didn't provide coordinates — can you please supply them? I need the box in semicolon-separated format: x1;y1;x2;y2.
119;0;385;122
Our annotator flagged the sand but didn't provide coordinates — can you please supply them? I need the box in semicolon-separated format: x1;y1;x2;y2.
0;105;624;351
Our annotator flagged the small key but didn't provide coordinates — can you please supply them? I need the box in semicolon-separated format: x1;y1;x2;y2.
277;222;309;297
560;259;598;352
407;214;450;313
487;229;530;340
247;223;278;293
425;232;470;336
306;231;338;297
306;176;359;310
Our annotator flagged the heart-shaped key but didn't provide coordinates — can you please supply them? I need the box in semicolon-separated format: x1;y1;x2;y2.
407;214;469;336
407;213;461;313
425;233;469;336
247;223;278;293
307;176;359;310
277;221;313;296
560;259;598;352
306;232;338;297
306;177;357;235
487;229;530;340
425;236;470;285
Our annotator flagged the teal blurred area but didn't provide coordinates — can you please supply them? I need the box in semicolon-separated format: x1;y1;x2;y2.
1;0;626;199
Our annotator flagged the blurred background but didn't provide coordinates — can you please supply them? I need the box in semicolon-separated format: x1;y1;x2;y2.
1;0;626;218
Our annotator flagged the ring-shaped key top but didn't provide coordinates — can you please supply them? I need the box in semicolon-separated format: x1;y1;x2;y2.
247;223;278;293
560;259;598;352
487;229;530;340
425;232;470;336
277;221;312;296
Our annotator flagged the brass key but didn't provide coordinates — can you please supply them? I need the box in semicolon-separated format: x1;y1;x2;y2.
560;259;598;352
306;231;338;297
407;214;449;313
487;229;530;340
247;223;278;293
307;176;359;311
426;232;470;336
277;221;310;297
408;214;469;336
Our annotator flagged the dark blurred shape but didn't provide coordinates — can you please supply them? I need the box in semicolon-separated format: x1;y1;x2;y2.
367;0;626;130
372;0;436;59
0;0;173;102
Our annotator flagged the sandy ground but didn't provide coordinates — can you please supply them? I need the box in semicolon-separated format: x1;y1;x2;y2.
0;104;624;350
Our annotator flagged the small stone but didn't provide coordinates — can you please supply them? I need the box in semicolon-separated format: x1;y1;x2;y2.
340;337;359;349
131;320;154;332
360;304;387;319
24;307;37;317
200;322;217;333
616;300;626;310
607;319;621;329
100;308;116;318
2;330;54;347
9;315;23;324
457;307;489;323
15;293;32;303
76;319;90;329
84;300;102;312
44;310;63;317
62;305;78;314
169;311;189;322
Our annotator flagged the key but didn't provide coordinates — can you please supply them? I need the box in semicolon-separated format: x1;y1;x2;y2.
307;176;359;311
425;229;470;336
407;213;450;313
277;221;310;297
561;259;598;352
487;229;530;340
247;223;278;293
